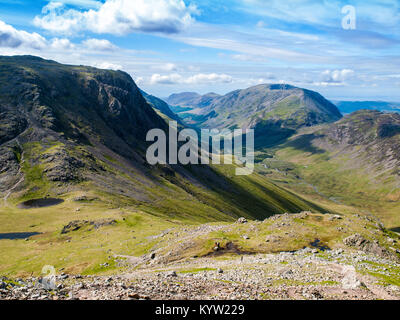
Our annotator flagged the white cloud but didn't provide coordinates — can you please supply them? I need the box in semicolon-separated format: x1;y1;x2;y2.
231;54;267;62
50;0;102;9
321;69;355;83
93;62;123;70
150;73;182;84
82;38;117;51
312;81;346;87
185;73;232;84
0;20;119;55
34;0;197;35
243;0;400;28
156;62;178;72
150;72;233;85
177;36;317;62
50;37;74;50
0;20;47;49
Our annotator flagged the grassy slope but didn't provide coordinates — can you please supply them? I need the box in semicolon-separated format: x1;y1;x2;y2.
275;145;400;228
0;138;335;276
252;120;400;229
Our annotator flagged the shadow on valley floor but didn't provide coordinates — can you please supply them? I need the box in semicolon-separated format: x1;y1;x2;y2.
17;198;64;209
187;164;328;220
390;227;400;234
254;123;296;150
284;134;326;154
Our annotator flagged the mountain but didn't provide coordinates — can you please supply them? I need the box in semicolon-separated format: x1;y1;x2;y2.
166;92;201;107
1;57;399;283
167;84;342;149
334;100;400;114
0;55;324;222
167;92;221;112
167;84;342;129
268;110;400;227
140;89;184;125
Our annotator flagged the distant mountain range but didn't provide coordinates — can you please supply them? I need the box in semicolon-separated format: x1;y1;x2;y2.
166;84;342;148
166;85;342;129
333;100;400;114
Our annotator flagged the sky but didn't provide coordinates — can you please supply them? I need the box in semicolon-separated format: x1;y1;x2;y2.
0;0;400;101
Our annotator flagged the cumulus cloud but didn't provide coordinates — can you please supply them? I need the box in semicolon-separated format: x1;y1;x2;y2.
150;73;233;85
185;73;233;84
321;69;354;83
0;20;47;50
82;38;117;51
150;73;182;84
157;63;178;72
50;37;75;50
34;0;197;35
0;19;120;55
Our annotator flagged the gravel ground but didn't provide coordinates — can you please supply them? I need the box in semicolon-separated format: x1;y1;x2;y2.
2;248;400;300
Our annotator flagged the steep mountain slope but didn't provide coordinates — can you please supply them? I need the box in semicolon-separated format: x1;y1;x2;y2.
140;89;184;125
263;110;400;227
0;56;324;222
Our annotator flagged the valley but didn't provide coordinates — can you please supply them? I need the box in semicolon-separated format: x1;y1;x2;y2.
0;56;400;300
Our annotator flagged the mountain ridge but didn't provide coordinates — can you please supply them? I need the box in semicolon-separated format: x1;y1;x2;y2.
166;84;342;131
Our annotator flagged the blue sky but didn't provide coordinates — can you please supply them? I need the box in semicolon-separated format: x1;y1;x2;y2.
0;0;400;100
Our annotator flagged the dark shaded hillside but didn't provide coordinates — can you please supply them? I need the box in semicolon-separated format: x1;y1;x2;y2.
140;89;184;125
0;56;324;221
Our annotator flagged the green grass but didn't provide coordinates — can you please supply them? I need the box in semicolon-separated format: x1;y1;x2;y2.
178;267;216;274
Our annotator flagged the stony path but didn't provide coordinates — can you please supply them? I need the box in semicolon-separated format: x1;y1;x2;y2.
2;247;400;300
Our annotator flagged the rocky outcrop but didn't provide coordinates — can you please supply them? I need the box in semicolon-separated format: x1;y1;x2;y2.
61;219;117;234
343;234;393;259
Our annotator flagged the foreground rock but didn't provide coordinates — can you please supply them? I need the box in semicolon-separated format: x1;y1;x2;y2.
1;247;399;300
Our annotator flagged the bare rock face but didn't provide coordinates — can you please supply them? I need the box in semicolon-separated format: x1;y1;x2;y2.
41;149;84;182
61;219;117;234
0;55;167;198
343;234;393;259
0;110;28;145
0;146;21;193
